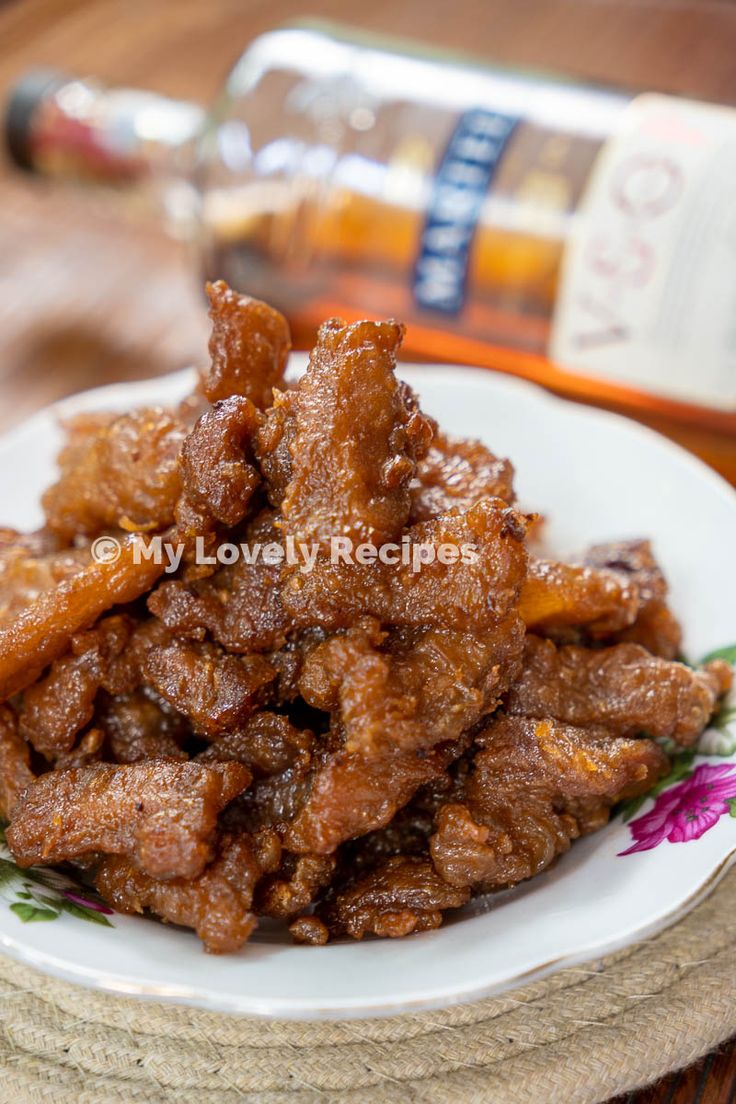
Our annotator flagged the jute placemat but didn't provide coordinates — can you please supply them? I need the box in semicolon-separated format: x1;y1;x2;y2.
1;867;735;1104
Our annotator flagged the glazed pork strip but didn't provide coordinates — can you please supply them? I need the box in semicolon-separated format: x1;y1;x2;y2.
95;828;282;954
258;317;433;545
197;711;314;777
0;532;90;626
202;279;291;409
429;716;669;891
173;394;261;555
19;614;134;759
518;558;640;634
0;704;34;820
505;635;732;745
140;638;276;738
281;498;530;634
6;759;251;880
409;431;515;522
96;690;190;764
148;509;289;654
584;539;683;659
41;408;188;542
282;614;525;854
256;852;336;920
0;537;167;701
326;855;470;941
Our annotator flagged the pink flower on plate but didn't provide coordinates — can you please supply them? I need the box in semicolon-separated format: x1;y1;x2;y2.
619;763;736;856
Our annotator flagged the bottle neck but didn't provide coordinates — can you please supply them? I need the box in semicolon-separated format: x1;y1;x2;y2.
7;71;206;232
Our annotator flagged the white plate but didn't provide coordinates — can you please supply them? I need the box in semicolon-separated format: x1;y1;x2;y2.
0;360;735;1020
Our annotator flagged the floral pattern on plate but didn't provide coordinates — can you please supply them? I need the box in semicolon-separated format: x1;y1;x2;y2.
619;647;736;855
0;824;113;927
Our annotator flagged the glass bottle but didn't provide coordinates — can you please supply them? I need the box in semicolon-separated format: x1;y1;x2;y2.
6;22;736;480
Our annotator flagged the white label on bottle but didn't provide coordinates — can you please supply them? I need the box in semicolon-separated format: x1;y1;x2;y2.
550;94;736;411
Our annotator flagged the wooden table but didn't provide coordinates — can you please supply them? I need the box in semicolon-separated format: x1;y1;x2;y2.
1;2;735;1100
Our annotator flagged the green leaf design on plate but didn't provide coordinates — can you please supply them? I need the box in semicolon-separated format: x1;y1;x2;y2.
0;858;20;891
0;819;114;928
55;897;113;927
728;799;736;819
9;901;59;923
701;644;736;666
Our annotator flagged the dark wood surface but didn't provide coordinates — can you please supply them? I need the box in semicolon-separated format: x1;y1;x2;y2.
1;1;735;1099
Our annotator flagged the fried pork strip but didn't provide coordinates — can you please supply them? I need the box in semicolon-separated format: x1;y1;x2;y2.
0;531;90;626
584;539;682;658
505;635;732;745
256;852;336;919
95;828;282;954
140;639;275;737
197;711;314;777
19;614;134;759
203;280;291;409
429;717;668;890
0;704;34;819
42;409;188;541
409;432;515;522
518;558;640;634
260;317;433;543
281;498;529;634
283;614;525;854
0;538;166;701
173;395;261;556
327;855;470;940
148;509;289;653
6;760;251;879
97;690;190;763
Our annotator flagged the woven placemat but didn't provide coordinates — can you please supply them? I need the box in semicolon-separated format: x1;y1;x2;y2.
1;867;735;1104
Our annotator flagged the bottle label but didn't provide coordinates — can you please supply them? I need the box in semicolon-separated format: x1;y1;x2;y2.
414;108;518;315
550;94;736;411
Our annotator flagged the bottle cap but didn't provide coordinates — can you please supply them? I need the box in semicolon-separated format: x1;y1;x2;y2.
5;68;69;171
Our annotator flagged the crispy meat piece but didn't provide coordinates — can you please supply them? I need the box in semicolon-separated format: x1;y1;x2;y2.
7;759;251;879
231;760;316;834
96;690;189;763
0;704;34;819
289;916;329;945
203;280;291;410
410;432;515;522
505;635;730;745
282;498;529;634
256;852;336;918
429;717;668;890
42;409;187;540
19;615;134;759
584;540;682;658
281;745;450;857
54;727;105;770
300;617;523;757
278;318;433;546
327;856;469;940
284;614;525;854
174;396;261;548
518;558;640;634
0;535;166;701
197;711;314;776
148;509;289;653
141;639;275;737
0;532;90;626
95;828;282;954
20;651;98;760
254;387;298;509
